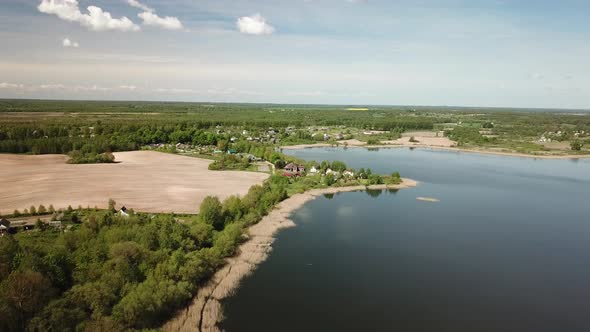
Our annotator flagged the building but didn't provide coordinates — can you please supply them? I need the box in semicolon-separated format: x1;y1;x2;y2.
308;166;319;174
343;170;355;177
0;218;10;235
284;163;305;173
120;206;129;217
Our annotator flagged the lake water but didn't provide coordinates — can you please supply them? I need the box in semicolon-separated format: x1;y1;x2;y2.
222;147;590;332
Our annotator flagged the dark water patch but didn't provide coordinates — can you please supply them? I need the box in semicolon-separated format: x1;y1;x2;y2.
222;148;590;332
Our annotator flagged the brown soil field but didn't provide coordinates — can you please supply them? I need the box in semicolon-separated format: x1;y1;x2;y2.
0;151;269;215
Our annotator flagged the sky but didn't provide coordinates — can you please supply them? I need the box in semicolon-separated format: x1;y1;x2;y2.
0;0;589;109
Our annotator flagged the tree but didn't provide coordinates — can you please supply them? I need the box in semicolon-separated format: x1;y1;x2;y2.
29;206;37;216
358;168;366;179
35;219;46;231
274;159;286;169
331;160;347;172
48;205;55;214
108;199;116;212
191;222;214;248
0;236;19;280
368;174;384;185
222;195;244;223
571;140;583;151
13;209;21;217
217;139;229;152
199;196;224;230
0;271;56;330
324;173;336;186
38;205;47;215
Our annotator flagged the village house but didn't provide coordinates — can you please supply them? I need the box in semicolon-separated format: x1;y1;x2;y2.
308;166;319;175
120;206;129;218
0;218;10;235
284;162;306;173
325;168;340;176
343;170;355;177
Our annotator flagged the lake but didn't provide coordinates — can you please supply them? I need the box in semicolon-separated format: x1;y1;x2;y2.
221;147;590;332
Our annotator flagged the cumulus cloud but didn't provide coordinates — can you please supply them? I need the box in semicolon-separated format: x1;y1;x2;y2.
125;0;183;30
138;11;183;30
237;14;274;35
127;0;153;12
38;0;140;32
62;37;79;47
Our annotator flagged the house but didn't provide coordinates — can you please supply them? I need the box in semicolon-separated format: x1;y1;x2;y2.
284;163;305;173
0;218;10;235
120;206;129;218
343;170;355;177
308;166;319;175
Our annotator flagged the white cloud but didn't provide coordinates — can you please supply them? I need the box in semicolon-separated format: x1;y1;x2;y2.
138;11;183;30
127;0;153;12
236;14;274;35
62;38;79;48
118;85;138;90
40;84;66;89
0;82;25;89
155;88;196;94
38;0;140;32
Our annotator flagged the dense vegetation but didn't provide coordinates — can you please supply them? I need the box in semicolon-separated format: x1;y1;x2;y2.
68;151;116;164
0;174;294;331
1;99;589;157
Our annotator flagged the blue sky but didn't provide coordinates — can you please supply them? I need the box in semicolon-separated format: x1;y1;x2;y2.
0;0;589;108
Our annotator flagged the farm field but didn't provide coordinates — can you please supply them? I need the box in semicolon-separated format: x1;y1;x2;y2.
0;151;269;214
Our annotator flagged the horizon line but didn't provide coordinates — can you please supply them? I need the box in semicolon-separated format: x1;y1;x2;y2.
0;97;589;113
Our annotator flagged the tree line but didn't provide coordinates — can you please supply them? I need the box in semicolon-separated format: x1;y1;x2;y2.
0;175;290;331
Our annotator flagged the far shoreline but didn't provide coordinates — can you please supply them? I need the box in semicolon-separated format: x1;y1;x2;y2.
280;143;590;160
163;178;418;332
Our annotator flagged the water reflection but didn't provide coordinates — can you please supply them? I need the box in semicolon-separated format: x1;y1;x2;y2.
365;189;383;198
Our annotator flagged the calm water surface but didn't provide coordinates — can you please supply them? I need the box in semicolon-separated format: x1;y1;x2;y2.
222;148;590;332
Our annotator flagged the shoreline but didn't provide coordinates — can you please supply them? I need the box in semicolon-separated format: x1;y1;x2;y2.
280;143;590;160
162;179;417;332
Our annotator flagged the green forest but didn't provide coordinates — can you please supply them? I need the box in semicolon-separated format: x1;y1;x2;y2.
1;99;589;157
0;174;292;331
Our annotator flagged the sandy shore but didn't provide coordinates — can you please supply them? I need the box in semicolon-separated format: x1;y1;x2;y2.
281;142;590;160
0;151;268;214
162;179;417;332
